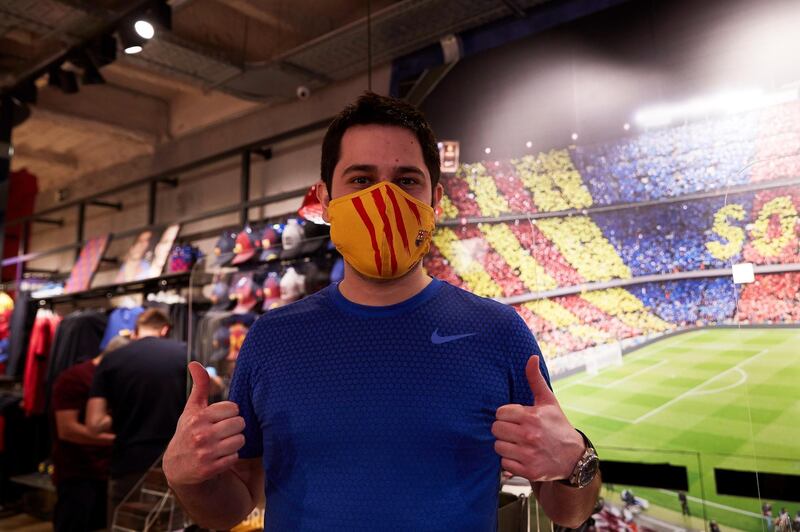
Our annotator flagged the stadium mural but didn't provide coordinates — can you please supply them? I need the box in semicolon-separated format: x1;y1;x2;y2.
424;100;800;370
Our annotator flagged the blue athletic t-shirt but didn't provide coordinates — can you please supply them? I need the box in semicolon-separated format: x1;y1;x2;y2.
228;278;550;531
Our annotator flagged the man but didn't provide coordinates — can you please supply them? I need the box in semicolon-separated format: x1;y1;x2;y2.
87;308;188;524
678;490;690;516
163;93;601;530
51;336;128;532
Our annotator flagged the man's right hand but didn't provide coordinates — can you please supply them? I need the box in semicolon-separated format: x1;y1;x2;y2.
163;362;246;487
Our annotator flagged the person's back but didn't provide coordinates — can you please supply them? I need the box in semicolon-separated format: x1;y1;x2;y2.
87;308;188;524
95;336;187;475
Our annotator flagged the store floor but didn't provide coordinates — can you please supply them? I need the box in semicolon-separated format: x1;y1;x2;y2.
0;513;52;531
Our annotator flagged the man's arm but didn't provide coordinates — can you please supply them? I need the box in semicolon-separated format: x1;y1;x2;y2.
532;475;602;529
163;362;256;529
54;409;115;446
85;397;113;434
169;457;264;529
493;356;601;528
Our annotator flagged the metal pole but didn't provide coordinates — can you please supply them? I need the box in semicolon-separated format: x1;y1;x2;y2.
241;150;251;226
696;451;709;531
0;96;12;278
148;180;157;226
75;202;85;261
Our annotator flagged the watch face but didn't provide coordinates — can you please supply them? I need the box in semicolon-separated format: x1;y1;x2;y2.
578;455;600;487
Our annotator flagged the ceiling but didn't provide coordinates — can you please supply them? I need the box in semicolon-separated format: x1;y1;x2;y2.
1;0;550;194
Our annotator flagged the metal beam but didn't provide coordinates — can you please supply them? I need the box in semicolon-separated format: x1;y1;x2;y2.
12;145;79;170
35;85;169;144
89;199;122;210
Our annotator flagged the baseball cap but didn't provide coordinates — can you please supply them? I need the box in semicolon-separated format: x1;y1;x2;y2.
213;231;236;266
298;183;326;225
280;219;304;259
231;273;261;313
210;325;230;363
280;267;306;302
299;222;330;256
232;226;259;266
209;280;231;310
260;225;282;262
261;272;283;311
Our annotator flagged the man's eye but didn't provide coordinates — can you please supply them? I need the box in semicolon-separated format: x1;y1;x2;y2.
398;177;418;186
352;176;370;185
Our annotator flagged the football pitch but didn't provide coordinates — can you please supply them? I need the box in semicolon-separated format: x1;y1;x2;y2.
553;328;800;531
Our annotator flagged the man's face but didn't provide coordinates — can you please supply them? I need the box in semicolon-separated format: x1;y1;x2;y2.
319;124;443;215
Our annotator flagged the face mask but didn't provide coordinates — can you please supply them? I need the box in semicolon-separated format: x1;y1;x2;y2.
328;182;435;280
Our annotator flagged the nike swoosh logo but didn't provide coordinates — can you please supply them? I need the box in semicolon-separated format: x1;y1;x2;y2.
431;329;477;345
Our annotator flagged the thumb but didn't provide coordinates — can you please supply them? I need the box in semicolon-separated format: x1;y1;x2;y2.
526;355;556;406
187;361;210;410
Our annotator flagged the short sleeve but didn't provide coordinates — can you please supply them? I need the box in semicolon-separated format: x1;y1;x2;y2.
89;358;110;399
506;309;551;406
228;328;264;459
51;371;83;411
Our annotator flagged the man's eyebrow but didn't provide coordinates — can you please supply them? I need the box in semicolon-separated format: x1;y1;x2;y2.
341;164;426;177
396;166;425;177
342;164;378;174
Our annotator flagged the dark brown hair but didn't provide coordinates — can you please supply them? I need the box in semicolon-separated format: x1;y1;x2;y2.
135;308;171;334
320;92;441;197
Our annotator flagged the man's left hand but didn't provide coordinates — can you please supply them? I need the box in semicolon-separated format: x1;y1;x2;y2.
492;355;586;482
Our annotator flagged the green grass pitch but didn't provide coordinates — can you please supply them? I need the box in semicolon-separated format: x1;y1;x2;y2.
553;328;800;531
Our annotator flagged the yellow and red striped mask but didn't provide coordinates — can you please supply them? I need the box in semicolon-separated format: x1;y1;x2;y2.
328;182;435;279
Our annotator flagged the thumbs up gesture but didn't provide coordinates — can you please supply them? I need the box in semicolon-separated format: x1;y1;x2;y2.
163;362;246;487
492;356;586;482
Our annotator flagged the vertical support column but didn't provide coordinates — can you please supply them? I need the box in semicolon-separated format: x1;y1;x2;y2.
0;96;13;277
148;180;157;226
240;150;251;226
76;202;85;261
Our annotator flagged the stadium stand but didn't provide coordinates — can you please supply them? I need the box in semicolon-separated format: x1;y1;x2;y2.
426;101;800;371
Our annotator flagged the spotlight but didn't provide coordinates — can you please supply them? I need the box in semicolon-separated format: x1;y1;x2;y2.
571;132;578;141
484;147;491;154
623;123;630;131
118;22;145;54
134;20;154;39
525;141;532;148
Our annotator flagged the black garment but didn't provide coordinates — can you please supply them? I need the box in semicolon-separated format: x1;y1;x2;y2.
5;290;36;378
89;337;188;477
54;478;107;532
46;310;107;391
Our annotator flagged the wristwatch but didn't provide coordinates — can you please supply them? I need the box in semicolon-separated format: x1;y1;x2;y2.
558;429;599;489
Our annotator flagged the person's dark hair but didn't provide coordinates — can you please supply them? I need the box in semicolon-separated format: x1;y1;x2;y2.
135;308;171;333
321;92;441;197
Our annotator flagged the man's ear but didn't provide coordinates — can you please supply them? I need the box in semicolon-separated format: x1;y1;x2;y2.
160;325;170;338
316;181;331;224
432;183;444;220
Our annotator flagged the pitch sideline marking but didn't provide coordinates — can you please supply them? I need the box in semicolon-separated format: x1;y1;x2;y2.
603;359;668;389
656;489;764;519
633;349;771;425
